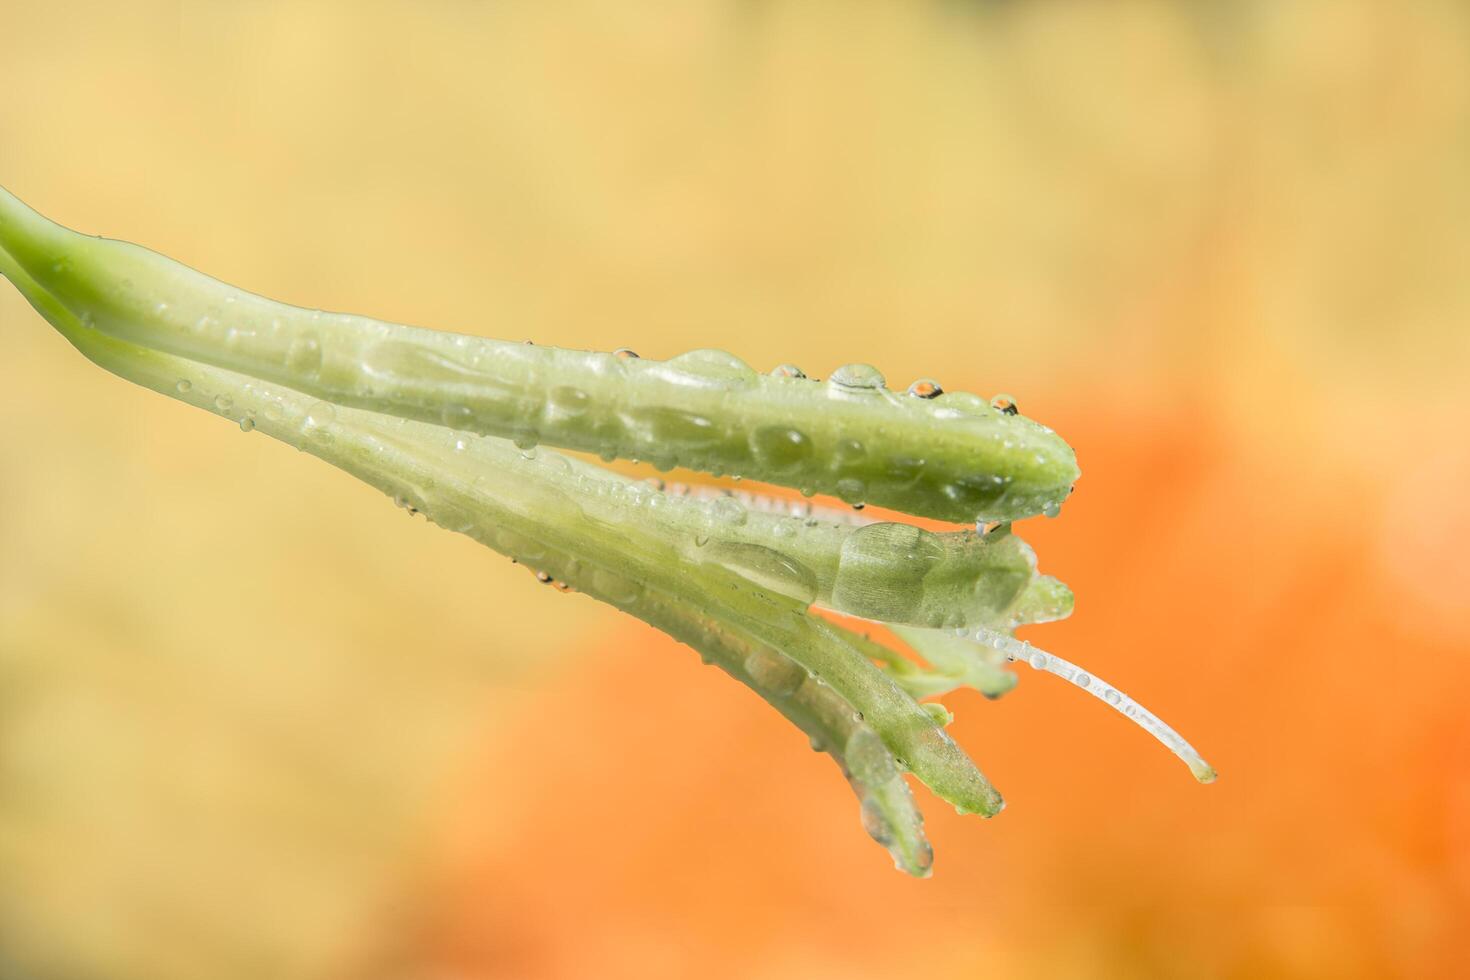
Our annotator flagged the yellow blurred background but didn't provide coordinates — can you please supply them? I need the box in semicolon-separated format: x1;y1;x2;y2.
2;2;1467;978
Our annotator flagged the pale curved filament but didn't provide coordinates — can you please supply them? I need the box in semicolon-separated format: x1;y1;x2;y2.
970;628;1216;783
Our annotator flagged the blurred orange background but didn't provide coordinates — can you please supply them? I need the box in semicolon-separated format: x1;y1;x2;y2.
2;2;1467;978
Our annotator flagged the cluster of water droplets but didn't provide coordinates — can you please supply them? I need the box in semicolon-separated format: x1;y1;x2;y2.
206;319;1075;522
650;480;871;527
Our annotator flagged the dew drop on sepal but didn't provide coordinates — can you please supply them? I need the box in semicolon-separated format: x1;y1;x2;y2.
907;378;943;399
286;335;322;376
654;349;757;389
832;438;867;467
860;798;893;846
743;649;805;697
835;478;867;506
709;495;747;525
304;401;337;428
829;363;886;390
548;385;591;417
749;426;812;471
589;568;643;604
699;541;818;604
845;727;898;786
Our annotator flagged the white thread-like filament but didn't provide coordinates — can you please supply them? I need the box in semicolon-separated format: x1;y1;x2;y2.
971;628;1216;783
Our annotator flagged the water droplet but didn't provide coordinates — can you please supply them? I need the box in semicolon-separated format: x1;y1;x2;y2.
548;385;591;417
535;570;553;584
304;401;337;428
1028;652;1048;670
860;797;892;846
1104;689;1122;706
589;568;643;604
213;394;233;413
845;728;897;785
439;402;473;428
175;379;192;394
653;349;757;389
907;378;943;399
990;394;1019;415
513;432;539;451
743;650;805;697
749;426;812;471
830;523;943;621
770;363;806;379
710;496;747;525
613;347;639;359
829;363;886;390
832;438;867;467
698;542;818;604
262;402;285;423
835;478;867;506
286;335;323;376
238;415;256;432
1043;501;1062;519
1074;672;1091;689
621;407;719;451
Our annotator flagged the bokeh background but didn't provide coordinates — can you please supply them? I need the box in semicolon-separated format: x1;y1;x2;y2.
2;2;1468;978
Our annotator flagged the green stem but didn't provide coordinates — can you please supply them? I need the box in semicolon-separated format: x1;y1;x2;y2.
0;183;1219;877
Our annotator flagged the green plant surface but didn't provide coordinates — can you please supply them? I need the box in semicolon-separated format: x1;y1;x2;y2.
0;185;1214;876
